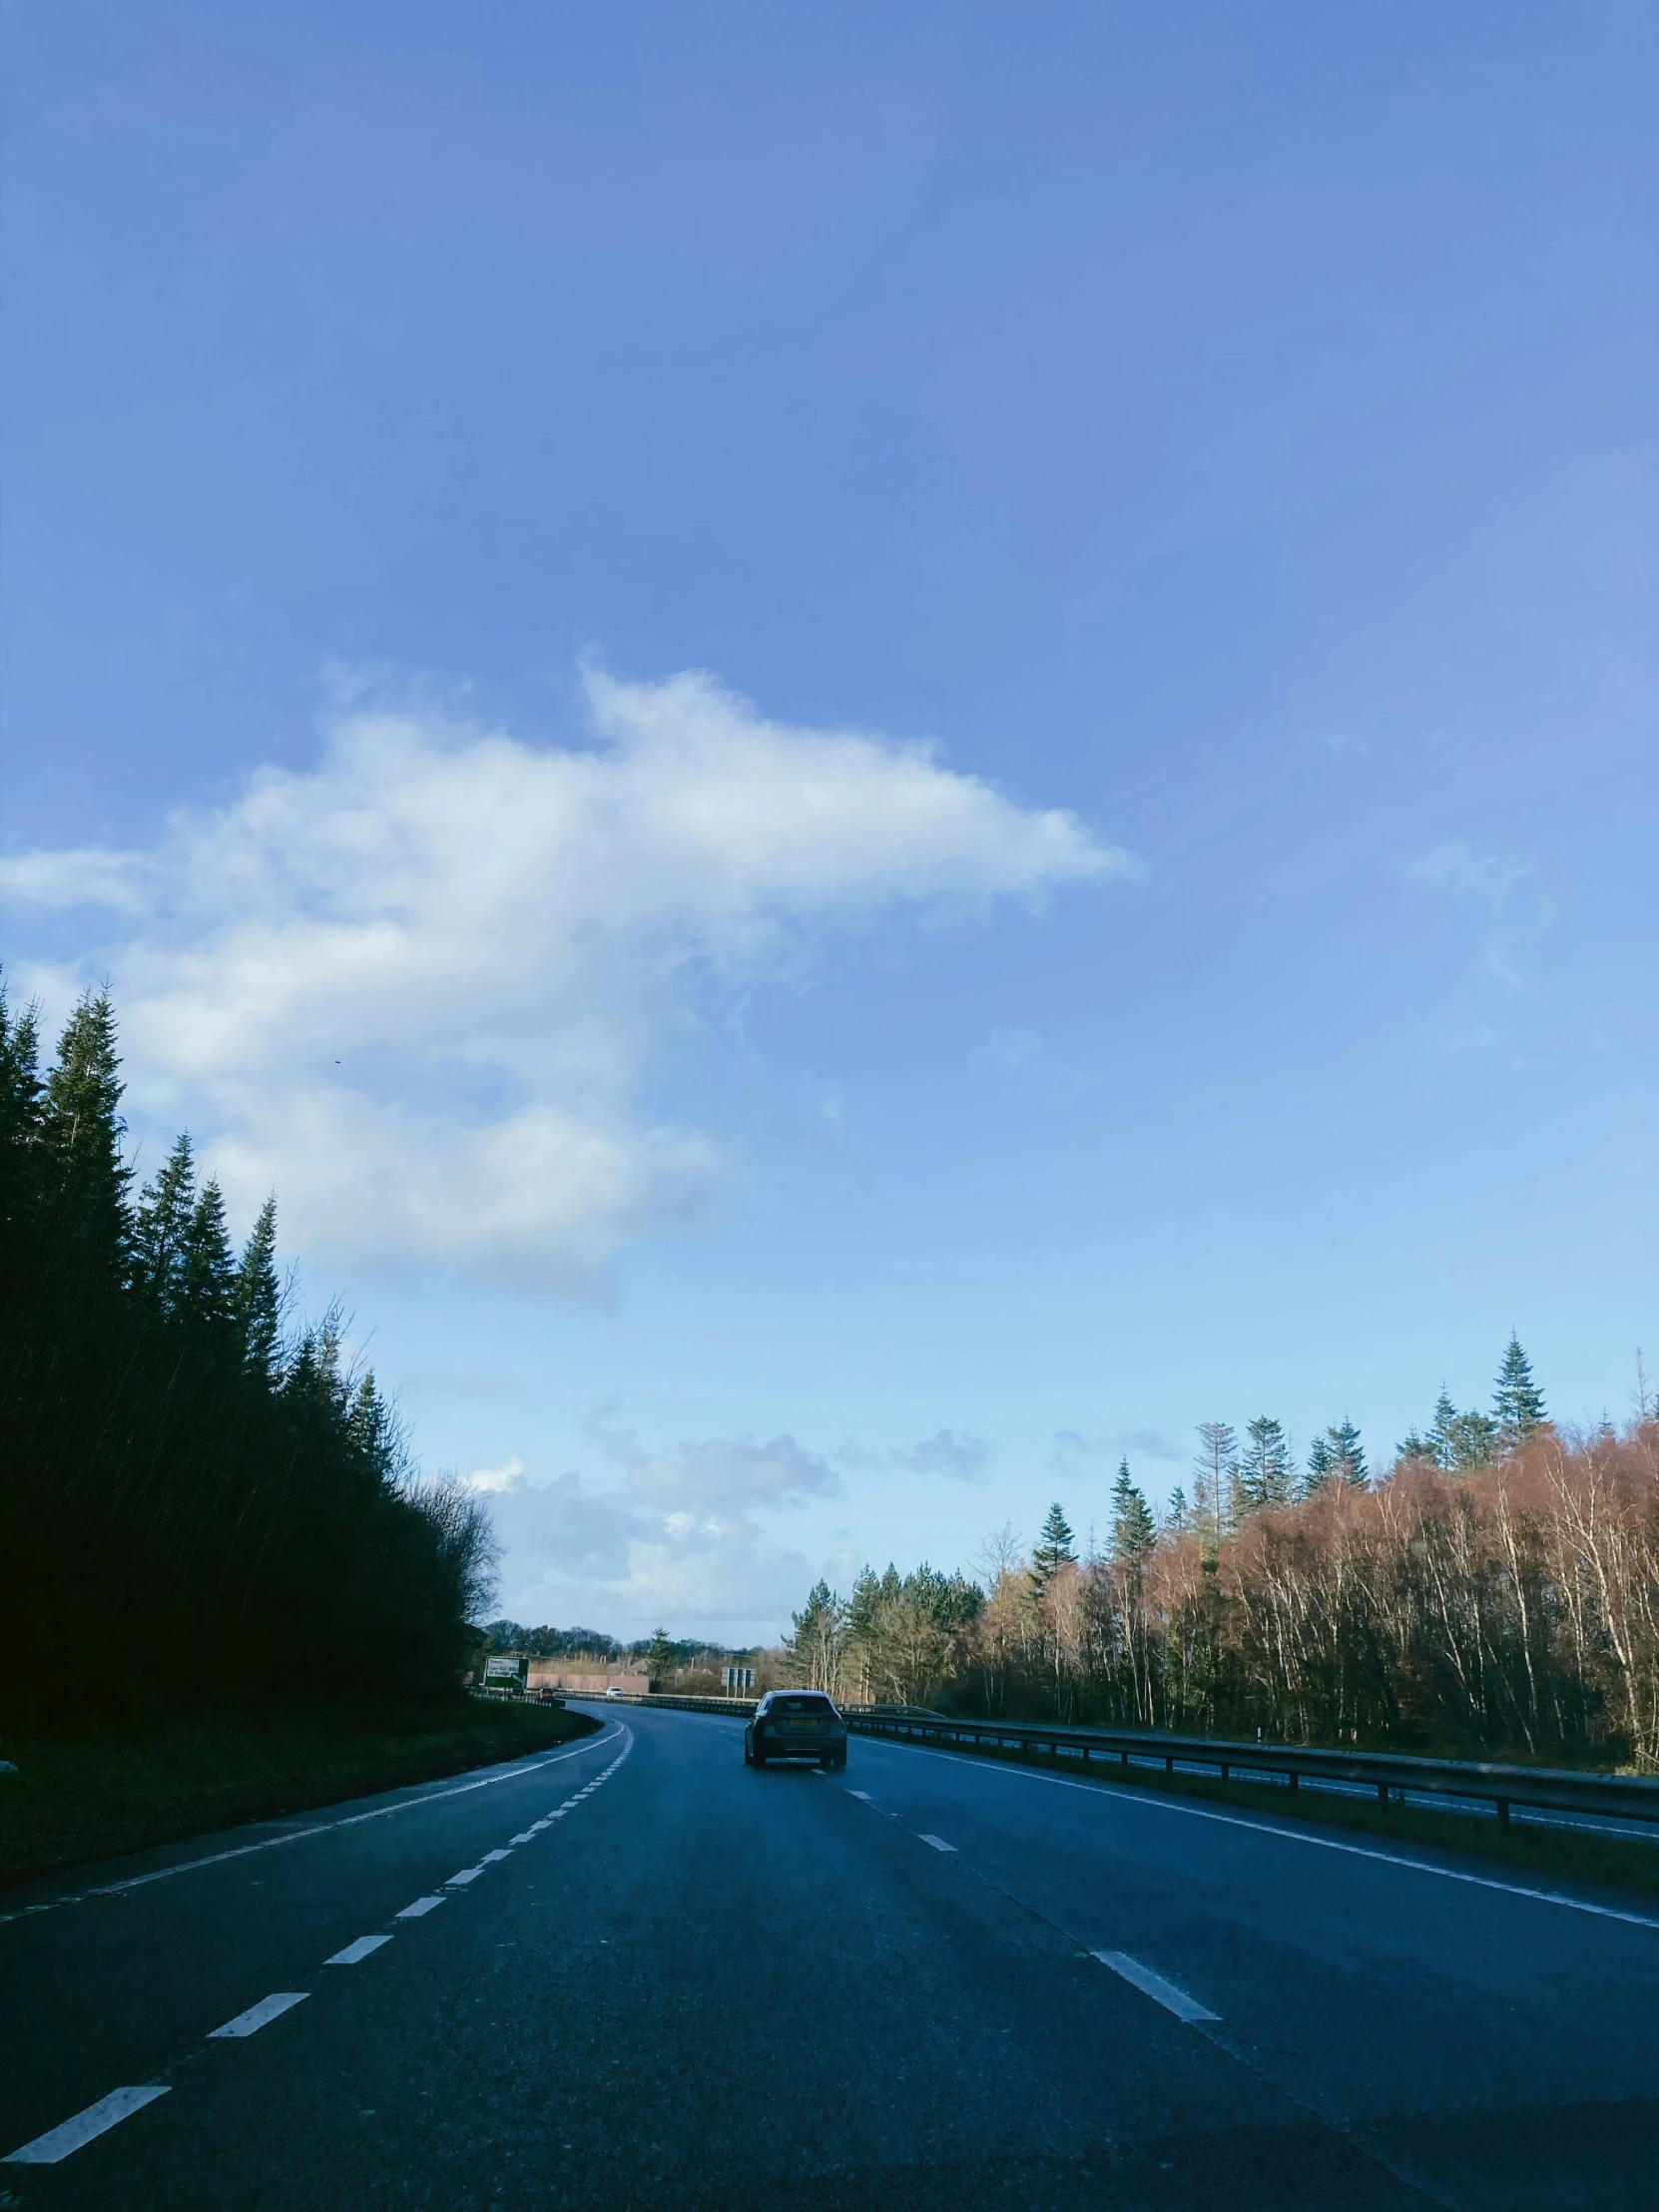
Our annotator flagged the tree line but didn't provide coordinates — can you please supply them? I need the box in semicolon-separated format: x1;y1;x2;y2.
787;1342;1659;1768
1;983;495;1729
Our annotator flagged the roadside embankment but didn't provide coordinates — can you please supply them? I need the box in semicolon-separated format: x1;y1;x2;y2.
0;1699;599;1888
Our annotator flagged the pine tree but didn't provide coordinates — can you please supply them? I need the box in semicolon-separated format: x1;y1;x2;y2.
1029;1502;1077;1595
1193;1422;1237;1547
1428;1387;1460;1472
130;1135;197;1314
1235;1417;1293;1514
1492;1334;1547;1451
181;1179;238;1333
1304;1434;1334;1493
1446;1407;1496;1472
646;1626;676;1687
1163;1484;1191;1535
346;1372;401;1486
1109;1459;1157;1561
1324;1417;1368;1490
1395;1426;1433;1463
40;990;129;1270
0;988;43;1264
233;1197;282;1381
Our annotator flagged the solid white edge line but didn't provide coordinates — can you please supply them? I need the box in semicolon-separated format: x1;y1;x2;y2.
325;1934;392;1965
0;1726;627;1927
918;1833;957;1853
395;1896;444;1919
208;1991;309;2039
3;2085;171;2165
1092;1949;1219;2022
857;1736;1659;1933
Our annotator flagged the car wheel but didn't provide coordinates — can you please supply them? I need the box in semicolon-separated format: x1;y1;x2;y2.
753;1739;767;1768
743;1731;753;1766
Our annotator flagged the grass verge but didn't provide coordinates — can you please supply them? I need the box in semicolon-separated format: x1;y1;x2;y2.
894;1736;1659;1900
0;1699;599;1890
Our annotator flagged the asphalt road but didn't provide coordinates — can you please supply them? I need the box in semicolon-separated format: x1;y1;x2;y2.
3;1704;1657;2211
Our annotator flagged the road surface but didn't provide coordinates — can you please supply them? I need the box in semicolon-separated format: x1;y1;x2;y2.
2;1703;1656;2209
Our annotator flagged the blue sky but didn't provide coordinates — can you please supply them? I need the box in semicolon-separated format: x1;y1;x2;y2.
4;1;1655;1639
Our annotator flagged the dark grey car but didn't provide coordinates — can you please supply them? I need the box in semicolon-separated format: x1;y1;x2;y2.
744;1689;847;1770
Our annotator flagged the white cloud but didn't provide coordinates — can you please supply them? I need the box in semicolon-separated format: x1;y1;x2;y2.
465;1454;525;1492
462;1454;825;1642
585;1417;842;1511
971;1025;1042;1071
8;665;1123;1288
1405;840;1528;903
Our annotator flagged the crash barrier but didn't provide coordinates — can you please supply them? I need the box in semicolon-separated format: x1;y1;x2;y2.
840;1711;1659;1832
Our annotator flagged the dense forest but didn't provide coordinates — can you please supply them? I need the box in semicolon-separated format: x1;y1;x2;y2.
1;983;495;1730
790;1348;1659;1770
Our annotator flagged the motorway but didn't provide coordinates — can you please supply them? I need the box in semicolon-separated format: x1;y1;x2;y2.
2;1704;1656;2210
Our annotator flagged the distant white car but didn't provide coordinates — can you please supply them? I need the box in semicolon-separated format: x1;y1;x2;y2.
605;1685;625;1699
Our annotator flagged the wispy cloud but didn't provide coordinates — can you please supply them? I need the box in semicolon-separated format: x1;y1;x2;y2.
6;664;1127;1289
1405;839;1528;903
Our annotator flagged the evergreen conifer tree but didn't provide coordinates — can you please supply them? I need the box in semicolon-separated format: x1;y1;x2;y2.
233;1197;283;1381
1163;1484;1191;1535
0;989;43;1267
130;1134;197;1312
1324;1417;1368;1490
1395;1426;1432;1463
40;990;129;1270
181;1178;238;1333
1029;1502;1078;1594
1304;1434;1333;1494
1492;1334;1547;1451
1235;1417;1293;1513
1109;1460;1157;1560
646;1626;676;1686
1446;1407;1496;1471
1427;1388;1460;1471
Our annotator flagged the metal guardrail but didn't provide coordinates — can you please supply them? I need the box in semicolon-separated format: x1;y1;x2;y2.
840;1710;1659;1831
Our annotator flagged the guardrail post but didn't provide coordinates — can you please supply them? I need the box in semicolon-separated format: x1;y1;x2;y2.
1219;1763;1229;1785
1496;1799;1510;1831
1377;1782;1389;1810
1287;1771;1299;1798
1165;1754;1174;1774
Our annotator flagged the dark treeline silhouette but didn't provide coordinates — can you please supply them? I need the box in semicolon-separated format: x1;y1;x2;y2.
1;984;495;1731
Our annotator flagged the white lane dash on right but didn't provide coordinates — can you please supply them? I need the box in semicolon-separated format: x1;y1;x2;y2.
445;1867;484;1886
3;2086;171;2165
846;1790;872;1802
917;1834;957;1853
479;1850;511;1864
396;1896;444;1919
208;1991;309;2039
1091;1950;1219;2022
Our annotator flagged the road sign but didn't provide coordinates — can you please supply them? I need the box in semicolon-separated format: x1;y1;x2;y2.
723;1666;754;1693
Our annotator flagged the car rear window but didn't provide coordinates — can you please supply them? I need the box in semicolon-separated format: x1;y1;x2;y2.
774;1694;833;1713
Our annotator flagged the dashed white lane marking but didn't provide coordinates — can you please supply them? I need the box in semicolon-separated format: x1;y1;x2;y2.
1092;1950;1219;2022
855;1737;1659;1934
0;1726;626;1927
325;1935;392;1965
3;2085;171;2165
510;1832;536;1845
918;1834;957;1853
445;1867;484;1887
480;1850;511;1864
847;1790;872;1802
396;1896;444;1919
208;1991;309;2039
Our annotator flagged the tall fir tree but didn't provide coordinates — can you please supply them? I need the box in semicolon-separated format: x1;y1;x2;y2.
1492;1334;1547;1450
1304;1434;1334;1493
1234;1416;1294;1514
181;1179;238;1333
40;990;129;1270
1163;1484;1191;1535
1427;1387;1460;1472
0;988;43;1265
233;1197;283;1380
1324;1417;1368;1490
1029;1502;1078;1595
1109;1459;1157;1560
130;1134;197;1314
